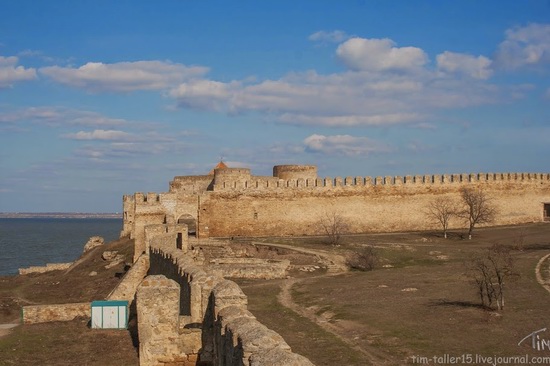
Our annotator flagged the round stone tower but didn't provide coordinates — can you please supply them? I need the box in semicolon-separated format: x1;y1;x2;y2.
213;167;251;185
273;165;317;180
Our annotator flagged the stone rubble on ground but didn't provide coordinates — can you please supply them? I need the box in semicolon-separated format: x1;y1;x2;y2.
101;250;126;269
83;236;104;253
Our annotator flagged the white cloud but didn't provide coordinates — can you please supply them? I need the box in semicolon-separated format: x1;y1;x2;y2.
223;160;252;168
73;143;148;161
303;134;390;156
74;148;106;161
62;129;134;141
278;113;425;127
169;65;502;126
309;30;350;43
335;37;428;72
268;143;305;155
495;23;550;70
40;60;209;92
109;142;164;156
41;33;523;130
0;106;129;128
72;137;190;162
436;51;493;79
0;56;37;88
169;79;233;111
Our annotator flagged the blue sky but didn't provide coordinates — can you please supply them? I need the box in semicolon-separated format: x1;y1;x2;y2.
1;1;549;212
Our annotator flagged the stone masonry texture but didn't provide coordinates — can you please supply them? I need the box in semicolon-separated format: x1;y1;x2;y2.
122;166;550;258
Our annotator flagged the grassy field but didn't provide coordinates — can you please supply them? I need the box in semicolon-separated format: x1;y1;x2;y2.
238;223;550;365
0;318;138;366
0;237;139;366
1;224;549;365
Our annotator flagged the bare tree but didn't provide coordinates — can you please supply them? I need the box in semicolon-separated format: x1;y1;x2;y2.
318;211;349;246
457;187;497;239
346;245;379;271
465;244;519;310
425;197;457;238
512;228;526;251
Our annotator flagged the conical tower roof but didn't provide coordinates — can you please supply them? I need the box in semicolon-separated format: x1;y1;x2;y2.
208;161;228;175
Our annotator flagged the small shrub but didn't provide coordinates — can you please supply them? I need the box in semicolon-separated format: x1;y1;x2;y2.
512;229;526;251
465;244;519;310
346;246;379;271
317;211;350;246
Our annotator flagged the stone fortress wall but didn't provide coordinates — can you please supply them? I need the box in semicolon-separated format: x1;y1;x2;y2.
137;223;314;366
122;164;550;261
19;163;550;365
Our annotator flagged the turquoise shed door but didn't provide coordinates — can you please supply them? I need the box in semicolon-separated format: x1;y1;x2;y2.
91;300;128;329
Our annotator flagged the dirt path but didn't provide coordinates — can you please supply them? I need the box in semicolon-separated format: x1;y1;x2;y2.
277;276;393;365
0;320;20;339
252;241;348;272
535;253;550;293
256;241;395;363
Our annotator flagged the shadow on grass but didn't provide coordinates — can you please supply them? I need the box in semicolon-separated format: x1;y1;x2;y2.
428;298;490;310
422;231;469;241
523;243;550;250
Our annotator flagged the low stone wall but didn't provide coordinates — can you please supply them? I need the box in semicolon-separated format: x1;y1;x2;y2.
207;258;290;279
18;262;72;275
145;228;314;366
22;302;90;324
137;275;202;366
209;281;314;366
20;257;149;326
107;254;150;302
189;238;291;279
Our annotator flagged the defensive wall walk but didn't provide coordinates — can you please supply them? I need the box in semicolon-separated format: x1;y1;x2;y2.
140;224;315;366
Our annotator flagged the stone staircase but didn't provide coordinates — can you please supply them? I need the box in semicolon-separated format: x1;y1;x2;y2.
325;262;343;273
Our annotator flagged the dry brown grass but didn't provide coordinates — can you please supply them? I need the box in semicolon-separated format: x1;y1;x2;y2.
0;317;139;365
240;223;550;365
0;237;139;366
2;224;549;366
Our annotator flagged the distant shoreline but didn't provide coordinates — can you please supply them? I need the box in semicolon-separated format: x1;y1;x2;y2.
0;212;121;219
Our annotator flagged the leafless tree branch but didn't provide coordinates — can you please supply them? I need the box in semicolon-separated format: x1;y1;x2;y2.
457;187;497;239
425;197;458;238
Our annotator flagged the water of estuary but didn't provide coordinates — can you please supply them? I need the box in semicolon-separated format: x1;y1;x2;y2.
0;218;121;276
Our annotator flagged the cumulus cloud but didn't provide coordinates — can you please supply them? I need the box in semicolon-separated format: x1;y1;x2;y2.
0;56;37;88
168;28;550;128
169;65;501;126
308;30;350;43
495;23;550;70
336;37;428;72
169;79;233;111
436;51;493;79
303;134;390;156
40;60;209;92
94;31;537;129
62;129;134;141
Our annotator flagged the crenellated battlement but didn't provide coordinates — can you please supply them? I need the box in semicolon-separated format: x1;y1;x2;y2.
122;164;550;366
132;192;162;203
210;172;550;192
122;164;550;242
122;194;135;202
162;162;550;195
